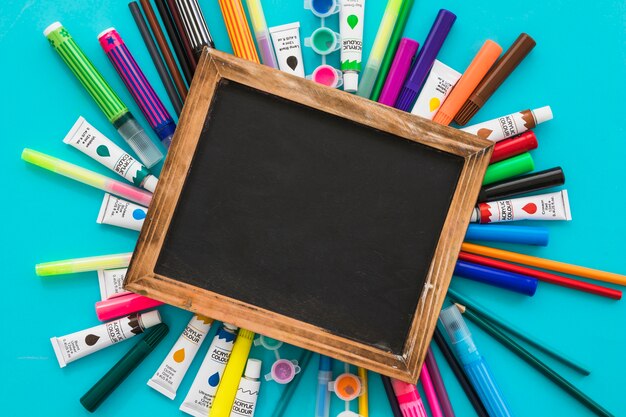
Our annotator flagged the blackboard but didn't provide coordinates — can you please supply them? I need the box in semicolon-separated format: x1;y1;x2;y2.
126;49;492;382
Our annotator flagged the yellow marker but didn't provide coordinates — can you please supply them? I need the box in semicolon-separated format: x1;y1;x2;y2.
210;329;255;417
36;252;132;276
358;367;369;417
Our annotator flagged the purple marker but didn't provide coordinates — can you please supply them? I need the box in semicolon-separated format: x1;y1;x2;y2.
378;38;419;106
98;28;176;148
394;9;456;111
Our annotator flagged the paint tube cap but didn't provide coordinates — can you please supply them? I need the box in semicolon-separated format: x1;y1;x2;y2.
245;359;262;379
532;106;553;125
223;323;238;331
143;175;158;193
139;310;162;329
343;72;359;93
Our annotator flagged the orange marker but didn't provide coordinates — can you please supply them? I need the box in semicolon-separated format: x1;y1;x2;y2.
217;0;260;63
433;40;502;126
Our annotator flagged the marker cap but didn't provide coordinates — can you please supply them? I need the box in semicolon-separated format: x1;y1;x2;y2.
343;72;359;93
482;152;534;185
479;167;565;202
454;260;539;296
490;131;538;164
245;359;262;379
532;106;553;125
139;310;162;329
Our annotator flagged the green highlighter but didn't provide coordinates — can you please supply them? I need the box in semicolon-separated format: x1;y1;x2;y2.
44;22;163;168
80;323;169;412
483;152;534;185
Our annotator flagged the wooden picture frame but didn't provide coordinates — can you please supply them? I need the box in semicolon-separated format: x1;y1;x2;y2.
125;49;493;383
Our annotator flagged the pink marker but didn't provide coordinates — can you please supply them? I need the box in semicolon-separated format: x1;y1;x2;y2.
95;293;163;321
378;38;419;106
390;378;427;417
420;363;444;417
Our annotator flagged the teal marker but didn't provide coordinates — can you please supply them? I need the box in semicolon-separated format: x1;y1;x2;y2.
44;22;163;168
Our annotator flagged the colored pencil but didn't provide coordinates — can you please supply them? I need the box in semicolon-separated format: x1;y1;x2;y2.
448;288;591;375
425;347;455;417
461;243;626;286
433;328;489;417
175;0;215;58
272;350;313;417
129;1;183;115
166;0;197;70
370;0;415;101
458;306;613;417
139;0;188;100
155;0;193;85
358;367;369;417
458;252;621;299
217;0;260;62
420;363;443;417
381;375;403;417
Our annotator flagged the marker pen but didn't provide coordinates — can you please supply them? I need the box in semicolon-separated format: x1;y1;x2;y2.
378;38;419;106
478;167;565;202
245;0;279;68
339;0;366;92
461;107;553;142
35;252;132;276
98;28;176;148
95;293;164;321
175;0;215;58
433;40;503;126
465;224;549;246
44;22;163;168
390;378;427;417
470;190;572;224
454;260;538;296
490;131;538;164
315;355;333;417
483;152;534;185
439;306;513;417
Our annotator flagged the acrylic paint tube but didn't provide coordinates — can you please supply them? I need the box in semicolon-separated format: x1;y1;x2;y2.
180;324;239;417
50;310;161;368
269;23;305;77
461;106;553;142
148;315;214;399
339;0;365;92
63;116;158;192
470;190;571;224
411;60;461;120
230;359;262;417
97;268;131;300
97;193;147;231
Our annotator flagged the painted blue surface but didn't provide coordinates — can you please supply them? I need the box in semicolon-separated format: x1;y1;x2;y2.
1;0;625;416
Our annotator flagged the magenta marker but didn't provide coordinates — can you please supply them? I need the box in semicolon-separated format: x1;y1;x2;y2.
391;378;427;417
98;28;176;148
378;38;419;106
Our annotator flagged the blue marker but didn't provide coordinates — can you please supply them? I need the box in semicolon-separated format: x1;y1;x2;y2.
454;260;538;296
315;355;333;417
439;305;513;417
465;224;549;246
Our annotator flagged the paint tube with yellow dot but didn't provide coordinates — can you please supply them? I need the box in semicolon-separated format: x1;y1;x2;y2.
411;60;461;120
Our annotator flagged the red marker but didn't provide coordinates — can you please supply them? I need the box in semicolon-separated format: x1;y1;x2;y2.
490;131;538;164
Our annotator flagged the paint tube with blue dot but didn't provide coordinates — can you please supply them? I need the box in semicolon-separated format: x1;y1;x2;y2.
97;193;148;231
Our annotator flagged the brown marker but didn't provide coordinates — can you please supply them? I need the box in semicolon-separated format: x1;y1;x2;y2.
455;33;536;126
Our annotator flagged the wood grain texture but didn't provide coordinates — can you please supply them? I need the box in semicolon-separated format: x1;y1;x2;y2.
126;49;493;383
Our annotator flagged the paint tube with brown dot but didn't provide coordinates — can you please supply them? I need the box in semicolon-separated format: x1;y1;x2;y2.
461;106;553;142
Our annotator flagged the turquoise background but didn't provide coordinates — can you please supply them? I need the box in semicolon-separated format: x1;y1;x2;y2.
1;0;625;416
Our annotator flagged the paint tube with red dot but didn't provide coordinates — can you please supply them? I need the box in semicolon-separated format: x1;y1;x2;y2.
50;310;161;368
470;190;571;224
148;315;214;399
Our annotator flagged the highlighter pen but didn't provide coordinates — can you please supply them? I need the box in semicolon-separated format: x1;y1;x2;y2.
439;306;513;417
378;38;419;106
245;0;279;68
22;149;153;207
35;252;132;276
80;323;169;412
490;131;538;164
44;22;163;168
95;293;164;321
465;224;550;246
176;0;215;58
370;0;415;101
433;40;502;126
98;28;177;148
479;167;565;202
455;260;539;296
356;0;404;98
316;355;333;417
390;378;427;417
483;152;534;186
211;329;255;417
455;33;536;125
394;9;456;111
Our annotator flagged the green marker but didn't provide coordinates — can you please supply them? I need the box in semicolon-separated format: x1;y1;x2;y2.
370;0;415;101
44;22;163;168
483;152;534;185
356;0;403;98
35;252;133;276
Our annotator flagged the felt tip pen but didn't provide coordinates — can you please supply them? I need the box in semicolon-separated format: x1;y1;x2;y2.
465;224;550;246
356;0;404;98
483;152;534;186
95;293;164;321
44;22;163;167
479;167;565;202
176;0;215;57
22;149;153;207
98;28;176;148
378;38;419;106
35;252;132;276
395;9;456;111
80;323;169;412
245;0;279;68
315;355;333;417
490;131;538;164
455;259;539;296
439;306;513;417
390;378;427;417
